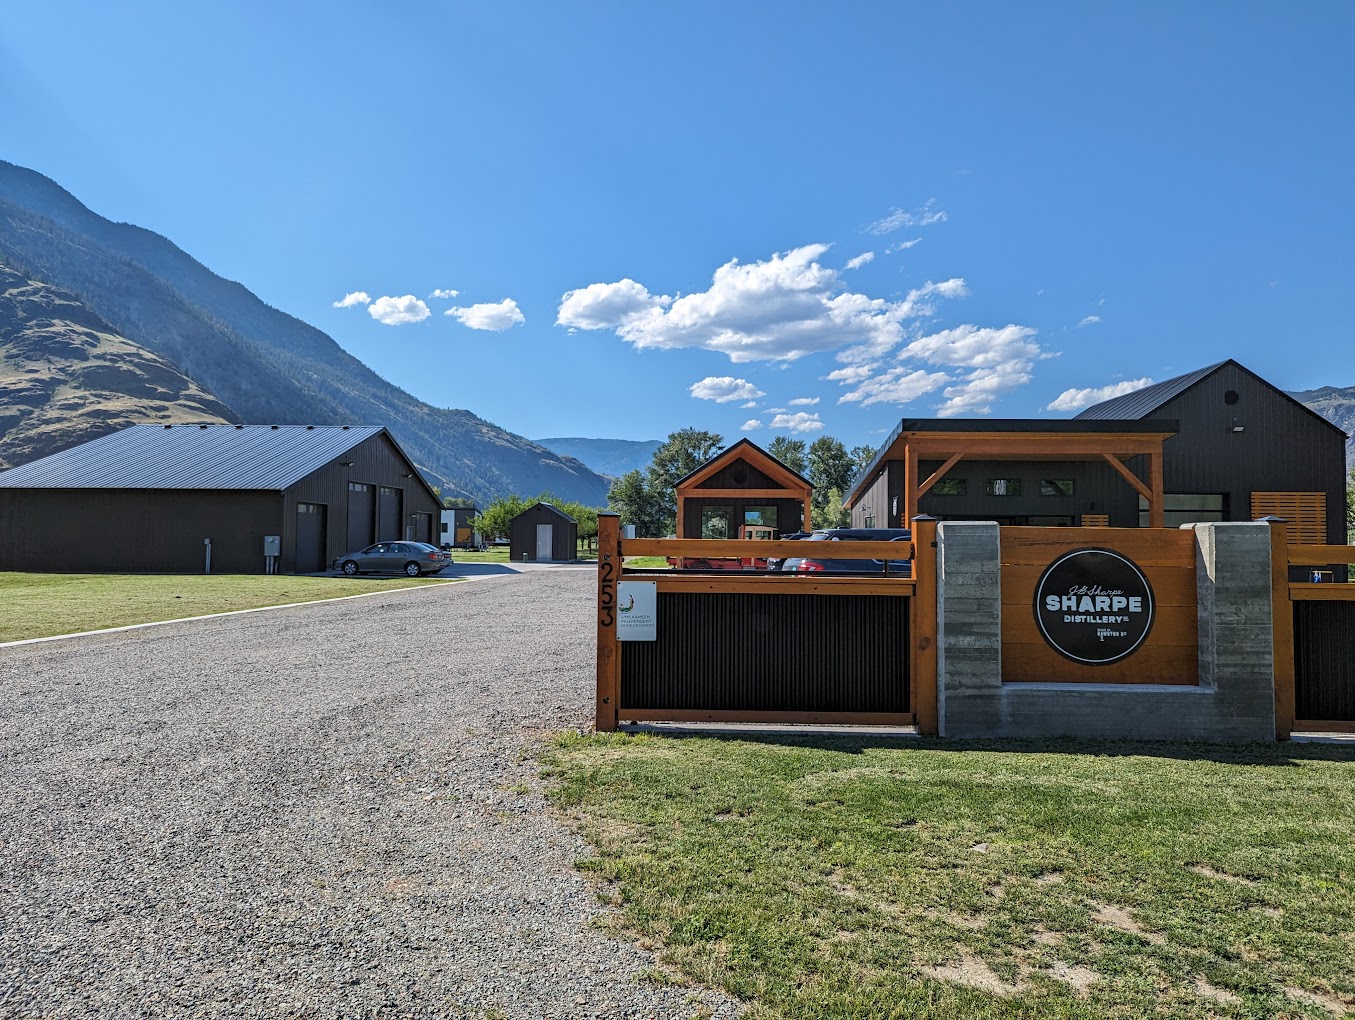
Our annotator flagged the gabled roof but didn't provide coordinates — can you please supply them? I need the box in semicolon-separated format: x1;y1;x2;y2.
0;424;409;491
674;438;812;492
1075;359;1347;436
517;501;576;523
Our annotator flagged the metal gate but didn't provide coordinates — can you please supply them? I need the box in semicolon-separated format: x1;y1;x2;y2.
1294;601;1355;724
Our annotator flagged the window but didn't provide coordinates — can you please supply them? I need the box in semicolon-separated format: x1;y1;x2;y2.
863;514;876;528
933;479;967;496
986;478;1022;496
1040;479;1075;497
743;505;778;530
700;507;729;539
1139;493;1226;528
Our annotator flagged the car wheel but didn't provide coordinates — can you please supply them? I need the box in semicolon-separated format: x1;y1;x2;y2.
691;559;712;570
404;562;422;577
341;560;359;576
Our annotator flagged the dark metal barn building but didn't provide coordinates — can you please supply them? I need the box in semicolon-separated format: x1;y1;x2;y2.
0;424;443;573
509;502;577;562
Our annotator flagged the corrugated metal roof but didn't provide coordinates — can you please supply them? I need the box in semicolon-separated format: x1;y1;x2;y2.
1074;362;1228;420
0;424;386;490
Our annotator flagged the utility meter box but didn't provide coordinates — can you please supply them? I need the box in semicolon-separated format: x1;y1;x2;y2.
263;535;281;556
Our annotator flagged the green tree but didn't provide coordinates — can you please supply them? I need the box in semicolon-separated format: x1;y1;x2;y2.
815;486;852;529
849;444;878;478
471;494;528;542
606;469;669;537
1347;465;1355;543
807;436;853;526
645;428;726;533
768;436;807;476
442;496;476;510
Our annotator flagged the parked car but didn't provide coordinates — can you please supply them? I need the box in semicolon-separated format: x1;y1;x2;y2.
778;528;912;576
764;531;810;572
334;541;450;577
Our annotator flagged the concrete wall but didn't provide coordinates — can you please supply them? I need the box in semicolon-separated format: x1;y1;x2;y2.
936;521;1276;742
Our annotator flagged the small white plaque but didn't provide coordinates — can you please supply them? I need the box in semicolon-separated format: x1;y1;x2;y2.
617;581;657;641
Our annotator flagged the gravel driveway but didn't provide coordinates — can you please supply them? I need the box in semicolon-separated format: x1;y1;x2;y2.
0;568;739;1019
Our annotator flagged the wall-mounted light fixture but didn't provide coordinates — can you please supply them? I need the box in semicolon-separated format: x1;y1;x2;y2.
1230;417;1244;433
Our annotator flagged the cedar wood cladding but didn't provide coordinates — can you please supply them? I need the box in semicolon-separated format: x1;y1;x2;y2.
0;427;441;573
684;456;805;537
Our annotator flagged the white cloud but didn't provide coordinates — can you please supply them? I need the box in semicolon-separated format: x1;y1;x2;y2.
886;238;921;254
557;279;666;330
445;298;525;331
556;245;965;365
769;411;824;433
740;400;759;408
368;295;430;325
429;288;460;300
835;324;1048;415
866;199;947;235
333;291;371;309
824;364;876;384
741;419;763;431
788;396;820;406
766;407;787;414
845;251;875;270
837;368;949;407
1076;314;1101;328
689;376;766;403
1046;377;1154;413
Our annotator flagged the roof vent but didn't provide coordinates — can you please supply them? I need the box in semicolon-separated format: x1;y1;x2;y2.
235;424;244;429
342;425;350;430
199;424;209;429
271;425;279;430
164;424;172;429
306;425;314;430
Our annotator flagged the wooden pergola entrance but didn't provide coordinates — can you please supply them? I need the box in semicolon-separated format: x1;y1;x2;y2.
857;422;1177;529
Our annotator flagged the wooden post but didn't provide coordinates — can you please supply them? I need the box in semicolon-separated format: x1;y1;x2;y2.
1148;450;1165;529
1262;516;1294;740
911;516;939;736
596;512;621;732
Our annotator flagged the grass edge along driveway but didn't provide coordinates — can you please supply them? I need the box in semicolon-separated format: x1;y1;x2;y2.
0;572;457;643
544;731;1355;1020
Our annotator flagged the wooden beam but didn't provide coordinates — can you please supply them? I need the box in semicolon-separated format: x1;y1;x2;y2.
904;443;919;528
683;487;809;499
917;453;964;499
1101;453;1153;504
1288;545;1355;566
1148;450;1165;529
650;575;916;596
617;709;914;727
1267;518;1294;741
910;517;938;736
595;513;621;732
675;494;686;538
900;433;1174;458
624;538;913;559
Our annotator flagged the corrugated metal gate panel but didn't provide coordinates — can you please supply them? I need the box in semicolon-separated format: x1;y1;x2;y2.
622;592;909;714
1294;601;1355;721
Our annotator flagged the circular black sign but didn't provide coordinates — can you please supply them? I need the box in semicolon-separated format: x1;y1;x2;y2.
1032;548;1155;665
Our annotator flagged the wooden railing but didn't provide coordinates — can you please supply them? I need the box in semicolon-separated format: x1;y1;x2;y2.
595;515;936;734
1287;543;1355;601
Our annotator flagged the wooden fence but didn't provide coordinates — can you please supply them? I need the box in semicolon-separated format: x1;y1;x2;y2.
595;514;935;732
1270;519;1355;735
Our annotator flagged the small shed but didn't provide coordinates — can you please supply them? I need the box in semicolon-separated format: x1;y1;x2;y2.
509;502;577;562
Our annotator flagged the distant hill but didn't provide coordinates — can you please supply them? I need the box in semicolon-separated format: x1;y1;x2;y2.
533;437;662;479
0;160;610;505
1291;384;1355;466
0;263;236;468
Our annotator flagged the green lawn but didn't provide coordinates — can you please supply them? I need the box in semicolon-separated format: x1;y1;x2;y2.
545;733;1355;1019
0;572;455;643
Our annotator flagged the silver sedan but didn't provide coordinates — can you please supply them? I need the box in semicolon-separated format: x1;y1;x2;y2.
333;542;450;577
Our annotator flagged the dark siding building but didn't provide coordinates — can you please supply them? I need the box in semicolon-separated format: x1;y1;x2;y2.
509;502;577;562
0;424;442;573
1076;360;1348;545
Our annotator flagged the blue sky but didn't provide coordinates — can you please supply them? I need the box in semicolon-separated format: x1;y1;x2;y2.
5;2;1352;450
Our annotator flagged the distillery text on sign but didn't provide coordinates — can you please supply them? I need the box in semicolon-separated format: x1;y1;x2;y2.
1032;549;1156;665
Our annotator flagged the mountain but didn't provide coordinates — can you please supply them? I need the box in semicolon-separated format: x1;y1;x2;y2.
0;160;609;505
1291;385;1355;466
0;263;236;468
533;437;662;478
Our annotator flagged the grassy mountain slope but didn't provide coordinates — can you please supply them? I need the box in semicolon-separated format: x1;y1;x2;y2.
0;160;608;505
533;437;662;478
0;262;236;468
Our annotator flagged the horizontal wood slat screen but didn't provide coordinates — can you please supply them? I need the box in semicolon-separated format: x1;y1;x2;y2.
1081;514;1110;527
1252;492;1327;545
1000;527;1198;685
